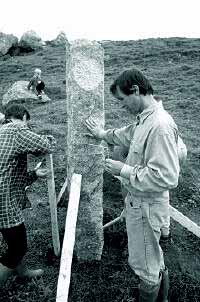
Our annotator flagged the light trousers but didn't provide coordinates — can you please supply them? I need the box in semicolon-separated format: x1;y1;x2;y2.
125;194;169;285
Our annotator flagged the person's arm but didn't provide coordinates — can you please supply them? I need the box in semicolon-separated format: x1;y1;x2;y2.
26;167;50;186
85;118;136;148
103;124;136;148
120;127;180;192
15;126;56;155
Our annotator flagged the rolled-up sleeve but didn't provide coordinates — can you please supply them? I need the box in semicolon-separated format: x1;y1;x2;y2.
104;124;136;147
120;127;180;192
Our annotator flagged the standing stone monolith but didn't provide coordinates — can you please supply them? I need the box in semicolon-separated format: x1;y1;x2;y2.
66;39;104;261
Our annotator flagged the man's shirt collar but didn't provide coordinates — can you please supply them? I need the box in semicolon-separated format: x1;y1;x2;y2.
137;101;163;125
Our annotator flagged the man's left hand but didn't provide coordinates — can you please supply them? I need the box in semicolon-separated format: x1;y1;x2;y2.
36;168;50;178
105;159;124;176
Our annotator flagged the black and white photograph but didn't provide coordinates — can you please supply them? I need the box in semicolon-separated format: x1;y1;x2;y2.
0;1;199;301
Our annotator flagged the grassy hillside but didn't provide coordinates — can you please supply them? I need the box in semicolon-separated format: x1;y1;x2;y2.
0;38;200;301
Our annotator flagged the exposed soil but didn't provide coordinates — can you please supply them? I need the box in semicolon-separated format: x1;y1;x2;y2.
0;38;200;301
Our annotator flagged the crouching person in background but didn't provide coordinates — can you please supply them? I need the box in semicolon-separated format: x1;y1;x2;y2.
86;68;180;302
27;68;45;100
0;104;56;286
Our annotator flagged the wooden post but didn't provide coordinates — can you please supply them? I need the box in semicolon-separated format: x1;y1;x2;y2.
45;153;60;256
56;173;82;302
66;39;104;260
57;176;68;205
169;205;200;238
102;202;200;238
103;216;123;230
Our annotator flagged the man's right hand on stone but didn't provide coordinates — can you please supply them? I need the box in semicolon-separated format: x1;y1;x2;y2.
85;117;105;139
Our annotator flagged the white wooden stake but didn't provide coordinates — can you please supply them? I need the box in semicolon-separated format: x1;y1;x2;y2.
169;205;200;238
103;216;123;230
45;153;60;256
56;173;82;302
103;209;125;230
103;205;200;238
113;176;200;237
57;176;68;205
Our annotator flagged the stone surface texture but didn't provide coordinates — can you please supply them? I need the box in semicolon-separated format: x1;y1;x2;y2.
0;32;18;56
66;39;104;261
19;30;45;50
2;81;51;106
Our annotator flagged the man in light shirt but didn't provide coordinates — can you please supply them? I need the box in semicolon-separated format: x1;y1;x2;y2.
112;98;187;242
86;68;180;302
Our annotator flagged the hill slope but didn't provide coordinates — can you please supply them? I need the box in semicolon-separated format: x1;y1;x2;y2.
0;38;199;301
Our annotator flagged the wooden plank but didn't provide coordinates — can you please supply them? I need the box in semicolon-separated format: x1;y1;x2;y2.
103;216;122;230
169;205;200;238
103;210;125;230
45;153;60;256
57;176;68;205
56;173;82;302
102;200;200;238
113;177;200;237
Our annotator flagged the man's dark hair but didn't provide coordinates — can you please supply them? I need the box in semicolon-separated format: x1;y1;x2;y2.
110;68;154;96
4;104;30;121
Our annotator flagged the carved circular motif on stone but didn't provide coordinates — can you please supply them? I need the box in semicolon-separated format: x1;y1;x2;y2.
73;54;102;91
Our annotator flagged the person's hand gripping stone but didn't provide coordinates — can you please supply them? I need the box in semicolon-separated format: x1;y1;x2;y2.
85;117;124;176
